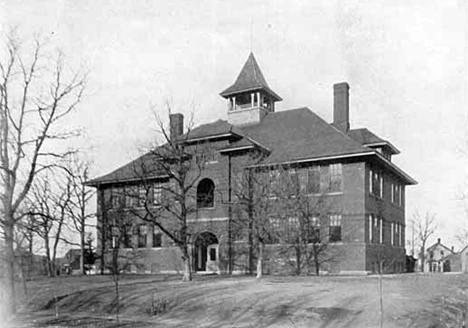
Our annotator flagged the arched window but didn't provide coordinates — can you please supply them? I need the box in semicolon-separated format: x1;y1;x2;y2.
197;178;215;208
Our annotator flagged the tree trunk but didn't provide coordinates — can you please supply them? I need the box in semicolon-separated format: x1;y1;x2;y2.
80;221;85;275
80;193;86;275
313;244;320;276
295;245;301;275
4;217;16;316
256;242;264;279
44;233;53;277
420;244;426;272
181;246;192;282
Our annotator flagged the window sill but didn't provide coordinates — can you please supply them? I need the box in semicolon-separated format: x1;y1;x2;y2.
307;191;343;196
197;206;215;210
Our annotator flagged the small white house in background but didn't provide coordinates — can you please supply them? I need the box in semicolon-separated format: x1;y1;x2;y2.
425;238;455;272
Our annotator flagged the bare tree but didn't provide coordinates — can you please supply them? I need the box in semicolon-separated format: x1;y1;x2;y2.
412;211;438;272
97;110;210;282
266;167;342;276
65;155;95;274
105;214;141;324
233;166;279;278
26;173;73;277
0;31;86;315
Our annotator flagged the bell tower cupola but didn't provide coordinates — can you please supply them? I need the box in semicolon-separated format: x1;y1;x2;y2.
220;53;282;126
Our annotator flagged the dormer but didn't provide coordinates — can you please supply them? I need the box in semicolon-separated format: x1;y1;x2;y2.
220;53;282;126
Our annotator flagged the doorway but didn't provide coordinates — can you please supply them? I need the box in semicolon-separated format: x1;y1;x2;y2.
193;232;219;273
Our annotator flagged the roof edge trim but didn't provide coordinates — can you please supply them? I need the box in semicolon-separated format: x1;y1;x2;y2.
364;142;400;154
220;145;255;153
374;153;417;185
184;132;236;143
247;151;376;168
86;174;170;187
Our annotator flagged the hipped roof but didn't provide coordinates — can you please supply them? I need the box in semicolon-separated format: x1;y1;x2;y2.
88;107;416;186
220;52;282;101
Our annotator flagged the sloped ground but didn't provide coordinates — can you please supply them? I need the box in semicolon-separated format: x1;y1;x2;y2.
8;273;468;328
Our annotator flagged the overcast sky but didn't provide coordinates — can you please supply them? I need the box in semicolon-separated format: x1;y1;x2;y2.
2;0;467;250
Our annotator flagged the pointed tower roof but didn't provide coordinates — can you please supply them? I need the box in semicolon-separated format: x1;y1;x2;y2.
220;52;282;101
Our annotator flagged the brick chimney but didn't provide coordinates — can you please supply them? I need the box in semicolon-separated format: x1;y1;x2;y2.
169;113;184;141
437;238;441;244
333;82;350;133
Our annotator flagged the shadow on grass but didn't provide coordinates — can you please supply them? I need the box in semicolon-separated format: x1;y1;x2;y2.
31;315;151;328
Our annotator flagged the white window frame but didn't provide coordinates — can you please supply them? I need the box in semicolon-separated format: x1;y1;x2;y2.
138;185;146;207
390;222;394;246
153;182;163;206
379;218;383;244
391;183;394;203
379;175;384;198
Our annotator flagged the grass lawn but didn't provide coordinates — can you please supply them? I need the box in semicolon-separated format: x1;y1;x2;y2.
7;272;468;328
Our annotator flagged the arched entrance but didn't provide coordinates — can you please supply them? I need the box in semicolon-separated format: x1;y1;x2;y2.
193;232;219;273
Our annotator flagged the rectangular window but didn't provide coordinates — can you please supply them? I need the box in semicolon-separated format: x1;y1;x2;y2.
153;182;163;206
392;183;403;206
138;185;147;207
287;217;300;243
269;170;279;197
309;217;321;243
112;188;123;208
124;187;132;207
152;226;162;247
288;170;300;193
399;185;403;206
267;216;281;244
138;224;147;248
368;215;373;243
307;166;320;194
373;172;380;197
196;149;217;165
390;222;394;245
373;216;378;243
329;164;343;192
113;224;132;249
399;224;404;246
329;215;342;242
391;183;395;203
379;175;384;198
369;168;384;198
111;226;119;248
379;218;384;244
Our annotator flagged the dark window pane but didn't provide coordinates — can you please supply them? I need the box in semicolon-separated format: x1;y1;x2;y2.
329;226;342;242
153;232;162;247
307;168;320;193
210;248;216;261
197;178;215;208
